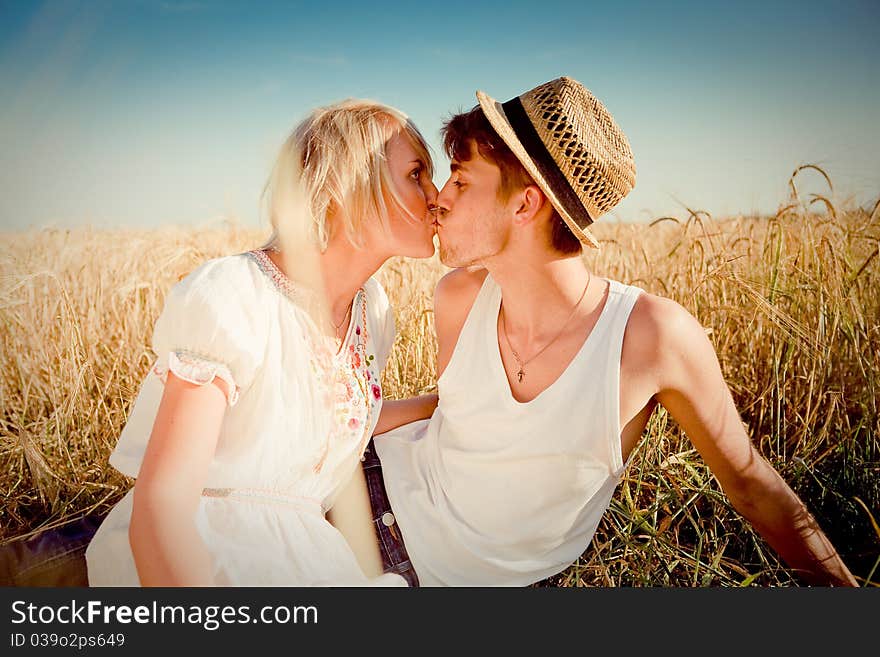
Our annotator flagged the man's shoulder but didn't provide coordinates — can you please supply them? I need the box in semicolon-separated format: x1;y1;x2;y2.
434;266;489;306
433;267;490;327
628;289;690;331
432;267;490;374
624;289;708;365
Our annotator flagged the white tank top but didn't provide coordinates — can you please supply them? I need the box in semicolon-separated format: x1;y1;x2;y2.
374;273;643;586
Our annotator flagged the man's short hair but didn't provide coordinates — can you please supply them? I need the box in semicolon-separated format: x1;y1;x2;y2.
441;105;582;256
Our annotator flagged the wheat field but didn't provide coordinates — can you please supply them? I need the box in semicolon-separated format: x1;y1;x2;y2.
1;171;878;586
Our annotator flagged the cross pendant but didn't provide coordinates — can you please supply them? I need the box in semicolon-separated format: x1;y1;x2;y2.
516;368;524;382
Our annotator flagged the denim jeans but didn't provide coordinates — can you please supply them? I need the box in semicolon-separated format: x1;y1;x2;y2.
361;438;419;587
0;513;104;586
0;441;418;587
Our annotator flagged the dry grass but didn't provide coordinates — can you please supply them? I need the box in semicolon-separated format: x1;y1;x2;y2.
2;170;878;586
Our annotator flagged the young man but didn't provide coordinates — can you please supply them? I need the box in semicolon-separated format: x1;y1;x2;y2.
369;76;857;587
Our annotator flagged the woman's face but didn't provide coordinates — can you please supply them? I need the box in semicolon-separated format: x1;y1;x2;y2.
375;130;438;258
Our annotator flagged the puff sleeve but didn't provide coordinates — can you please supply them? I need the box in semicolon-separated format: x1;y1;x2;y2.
150;258;266;406
108;257;267;478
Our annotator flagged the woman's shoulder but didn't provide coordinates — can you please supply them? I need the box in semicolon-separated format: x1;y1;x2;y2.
361;276;396;364
361;275;395;328
361;275;390;308
175;252;258;290
152;252;271;386
159;251;273;335
173;251;265;299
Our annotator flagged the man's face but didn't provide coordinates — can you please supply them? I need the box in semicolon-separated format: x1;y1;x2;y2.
435;144;511;267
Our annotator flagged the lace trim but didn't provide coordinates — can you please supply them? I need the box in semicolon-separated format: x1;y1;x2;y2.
246;249;319;307
152;350;240;407
201;487;325;513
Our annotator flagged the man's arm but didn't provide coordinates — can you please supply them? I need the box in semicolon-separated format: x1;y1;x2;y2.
641;295;858;586
373;395;439;436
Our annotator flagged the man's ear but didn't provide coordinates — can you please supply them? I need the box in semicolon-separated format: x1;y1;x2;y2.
512;185;547;227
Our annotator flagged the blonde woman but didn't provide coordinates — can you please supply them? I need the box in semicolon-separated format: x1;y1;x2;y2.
83;100;440;586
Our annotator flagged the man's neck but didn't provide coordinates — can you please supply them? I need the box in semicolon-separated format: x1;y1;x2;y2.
482;250;596;340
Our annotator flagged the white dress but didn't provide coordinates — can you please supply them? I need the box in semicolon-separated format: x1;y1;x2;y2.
86;249;407;587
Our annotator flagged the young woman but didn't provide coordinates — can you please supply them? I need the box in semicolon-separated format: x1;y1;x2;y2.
83;99;440;586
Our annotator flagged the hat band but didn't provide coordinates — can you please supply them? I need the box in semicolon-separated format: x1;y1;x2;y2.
501;96;593;227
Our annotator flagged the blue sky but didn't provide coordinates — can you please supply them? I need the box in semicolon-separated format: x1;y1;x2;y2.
1;0;878;230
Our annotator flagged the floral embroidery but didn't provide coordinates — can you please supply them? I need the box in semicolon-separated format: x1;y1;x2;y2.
246;248;384;474
308;289;382;473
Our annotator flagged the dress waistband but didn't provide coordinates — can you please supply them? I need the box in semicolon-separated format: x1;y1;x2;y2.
201;488;325;514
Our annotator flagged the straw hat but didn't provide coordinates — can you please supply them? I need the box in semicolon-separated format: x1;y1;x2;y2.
476;76;636;249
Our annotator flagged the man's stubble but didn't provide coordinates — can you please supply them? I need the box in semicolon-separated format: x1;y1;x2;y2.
437;206;508;269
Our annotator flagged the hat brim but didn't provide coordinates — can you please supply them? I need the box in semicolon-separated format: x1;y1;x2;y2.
476;90;600;250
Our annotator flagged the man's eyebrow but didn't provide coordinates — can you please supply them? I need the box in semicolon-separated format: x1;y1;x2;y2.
450;161;466;173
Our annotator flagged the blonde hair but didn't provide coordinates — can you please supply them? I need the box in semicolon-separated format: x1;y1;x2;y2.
263;99;433;252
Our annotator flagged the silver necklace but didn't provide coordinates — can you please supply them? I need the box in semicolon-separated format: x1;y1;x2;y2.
500;273;591;383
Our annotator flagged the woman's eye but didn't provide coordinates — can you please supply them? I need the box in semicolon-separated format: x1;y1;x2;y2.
410;167;422;180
